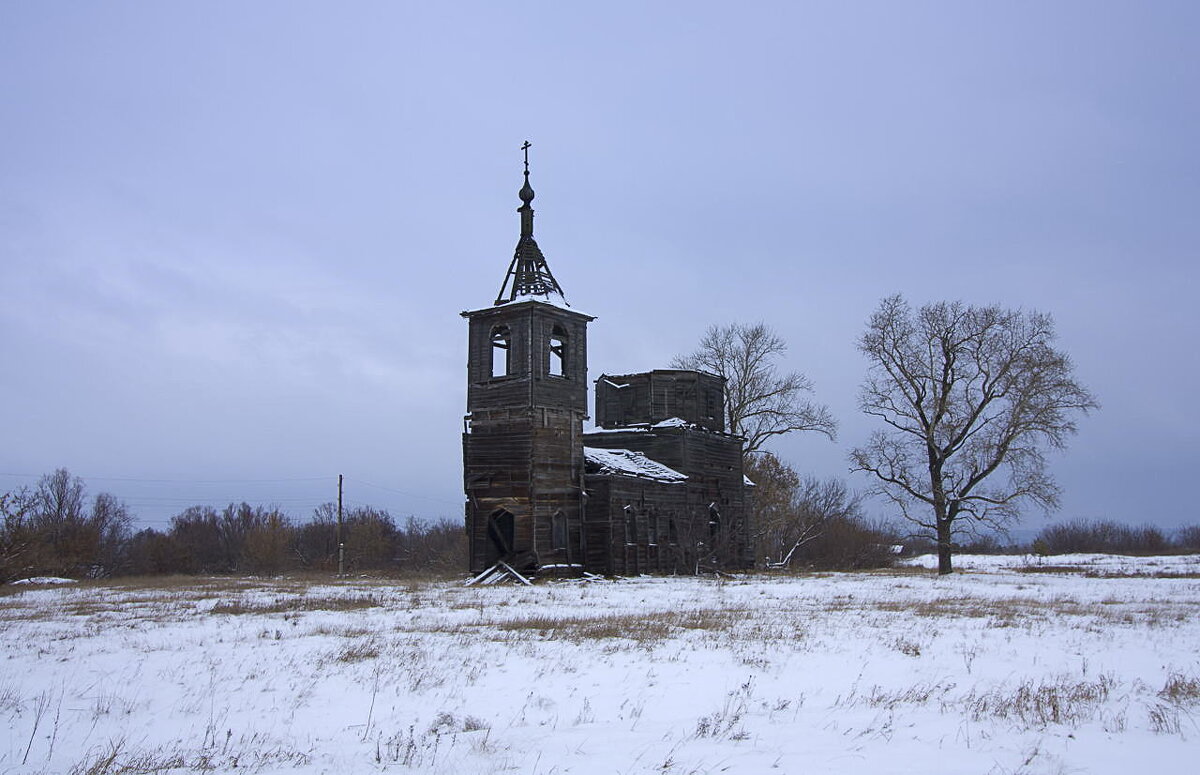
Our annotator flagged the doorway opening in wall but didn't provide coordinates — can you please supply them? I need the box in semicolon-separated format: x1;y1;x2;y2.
487;509;515;558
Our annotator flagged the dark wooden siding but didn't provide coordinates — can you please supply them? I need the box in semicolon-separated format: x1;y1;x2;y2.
595;370;725;431
584;424;753;570
463;408;587;573
582;476;689;575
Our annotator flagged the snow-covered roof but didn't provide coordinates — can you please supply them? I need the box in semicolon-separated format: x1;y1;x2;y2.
584;447;688;483
587;417;697;435
461;295;596;319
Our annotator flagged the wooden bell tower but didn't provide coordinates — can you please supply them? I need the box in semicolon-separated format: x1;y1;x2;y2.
462;143;593;575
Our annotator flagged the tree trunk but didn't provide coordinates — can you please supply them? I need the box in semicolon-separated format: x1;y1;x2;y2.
936;518;953;575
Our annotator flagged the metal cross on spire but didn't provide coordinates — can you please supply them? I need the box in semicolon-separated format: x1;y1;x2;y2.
522;140;531;174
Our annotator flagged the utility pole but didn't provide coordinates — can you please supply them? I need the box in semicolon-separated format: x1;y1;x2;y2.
337;474;345;577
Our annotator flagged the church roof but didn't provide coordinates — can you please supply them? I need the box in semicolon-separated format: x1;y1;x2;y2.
494;142;570;307
583;447;688;484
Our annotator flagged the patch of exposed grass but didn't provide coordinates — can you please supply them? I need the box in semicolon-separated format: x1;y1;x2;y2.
210;594;381;615
495;608;744;644
103;576;260;592
1016;565;1083;575
870;594;1192;628
498;613;677;643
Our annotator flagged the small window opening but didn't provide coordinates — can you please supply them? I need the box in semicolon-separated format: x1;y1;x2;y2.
624;505;638;545
491;326;511;378
668;517;678;545
549;325;567;377
705;387;721;423
648;511;659;546
552;511;567;551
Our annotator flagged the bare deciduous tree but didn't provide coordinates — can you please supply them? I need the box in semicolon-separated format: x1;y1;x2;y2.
672;322;835;455
850;295;1098;575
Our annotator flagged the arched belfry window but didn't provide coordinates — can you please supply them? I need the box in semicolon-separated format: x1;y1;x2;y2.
490;325;511;378
549;325;567;377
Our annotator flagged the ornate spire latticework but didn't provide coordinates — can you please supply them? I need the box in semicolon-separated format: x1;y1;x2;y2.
495;141;568;306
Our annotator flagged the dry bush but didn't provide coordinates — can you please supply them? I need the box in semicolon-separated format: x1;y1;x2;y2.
1035;519;1169;556
788;514;897;571
1173;525;1200;553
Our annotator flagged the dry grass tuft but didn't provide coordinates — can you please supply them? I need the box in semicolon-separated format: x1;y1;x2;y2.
1158;671;1200;705
1147;703;1183;735
210;594;380;615
336;639;381;663
965;675;1115;727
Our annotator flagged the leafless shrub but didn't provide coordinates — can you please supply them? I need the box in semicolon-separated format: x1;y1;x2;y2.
1175;525;1200;553
1035;519;1169;556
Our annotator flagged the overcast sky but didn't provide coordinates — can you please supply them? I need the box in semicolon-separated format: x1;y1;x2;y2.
2;2;1197;533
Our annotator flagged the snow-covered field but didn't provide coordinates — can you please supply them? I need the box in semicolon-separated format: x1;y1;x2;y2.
3;556;1199;774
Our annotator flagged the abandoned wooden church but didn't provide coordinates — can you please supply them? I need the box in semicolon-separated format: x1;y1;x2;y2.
462;150;752;580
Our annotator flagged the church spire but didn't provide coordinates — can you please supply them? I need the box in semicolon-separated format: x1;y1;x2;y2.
495;141;568;306
518;140;535;237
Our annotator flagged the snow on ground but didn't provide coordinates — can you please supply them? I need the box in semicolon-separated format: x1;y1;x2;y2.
902;552;1200;575
2;556;1198;774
